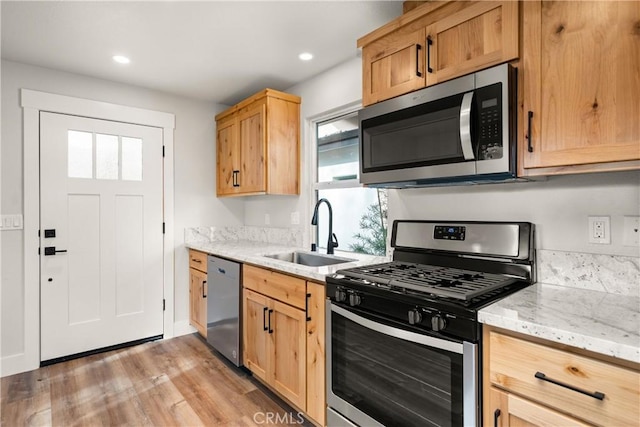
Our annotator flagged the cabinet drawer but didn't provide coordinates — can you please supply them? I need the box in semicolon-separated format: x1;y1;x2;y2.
489;331;640;426
243;264;306;309
189;250;208;272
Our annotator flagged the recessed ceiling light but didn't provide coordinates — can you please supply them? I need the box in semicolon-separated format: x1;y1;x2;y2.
112;55;130;64
298;52;313;61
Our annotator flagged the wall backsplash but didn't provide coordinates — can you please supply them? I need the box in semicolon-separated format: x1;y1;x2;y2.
185;226;303;247
537;249;640;298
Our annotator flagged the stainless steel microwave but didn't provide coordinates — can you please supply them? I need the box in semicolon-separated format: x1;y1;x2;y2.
359;64;517;188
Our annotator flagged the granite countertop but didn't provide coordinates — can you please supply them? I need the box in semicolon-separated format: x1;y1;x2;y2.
478;282;640;364
186;240;389;282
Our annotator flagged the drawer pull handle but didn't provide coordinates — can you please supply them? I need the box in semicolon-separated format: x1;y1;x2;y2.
493;409;501;427
192;259;202;263
305;293;311;322
426;36;433;73
263;307;268;331
534;371;605;400
415;44;422;77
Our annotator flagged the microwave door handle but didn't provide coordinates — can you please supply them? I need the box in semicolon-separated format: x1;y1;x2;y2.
459;91;475;160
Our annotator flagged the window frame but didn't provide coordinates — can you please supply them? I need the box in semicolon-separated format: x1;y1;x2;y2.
311;102;362;192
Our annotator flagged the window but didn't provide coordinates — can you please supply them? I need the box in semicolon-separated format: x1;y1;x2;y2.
67;131;143;181
314;111;387;256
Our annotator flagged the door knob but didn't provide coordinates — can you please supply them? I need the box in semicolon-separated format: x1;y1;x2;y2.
44;246;68;256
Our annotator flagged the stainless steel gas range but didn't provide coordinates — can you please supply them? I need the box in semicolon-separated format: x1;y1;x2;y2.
325;220;536;427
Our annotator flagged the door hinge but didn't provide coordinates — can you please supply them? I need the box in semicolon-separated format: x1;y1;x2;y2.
162;222;165;234
163;299;166;311
38;247;40;255
38;229;41;237
162;146;165;157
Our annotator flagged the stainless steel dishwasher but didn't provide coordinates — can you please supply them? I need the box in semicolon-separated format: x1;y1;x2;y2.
206;255;242;367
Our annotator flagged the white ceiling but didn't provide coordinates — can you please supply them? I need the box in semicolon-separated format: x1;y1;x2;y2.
1;1;402;105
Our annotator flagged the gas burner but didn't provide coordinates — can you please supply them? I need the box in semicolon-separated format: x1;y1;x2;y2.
453;273;484;281
433;279;462;288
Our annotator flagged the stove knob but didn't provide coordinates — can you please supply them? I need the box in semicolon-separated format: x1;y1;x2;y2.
349;292;362;307
431;315;446;332
408;309;423;325
335;288;347;303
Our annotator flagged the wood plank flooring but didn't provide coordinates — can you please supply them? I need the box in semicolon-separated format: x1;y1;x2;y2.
1;334;310;426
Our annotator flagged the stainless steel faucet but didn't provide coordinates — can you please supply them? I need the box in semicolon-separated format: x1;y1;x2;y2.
311;198;339;255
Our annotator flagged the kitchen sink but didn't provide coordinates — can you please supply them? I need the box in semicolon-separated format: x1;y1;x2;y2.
263;251;356;267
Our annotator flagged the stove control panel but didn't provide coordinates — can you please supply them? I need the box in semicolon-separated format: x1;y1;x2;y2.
408;309;423;325
434;225;466;241
431;315;446;332
348;291;362;307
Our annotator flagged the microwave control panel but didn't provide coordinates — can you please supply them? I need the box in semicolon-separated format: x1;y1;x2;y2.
476;83;503;160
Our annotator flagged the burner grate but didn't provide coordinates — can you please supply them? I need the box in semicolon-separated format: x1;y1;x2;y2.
341;261;516;301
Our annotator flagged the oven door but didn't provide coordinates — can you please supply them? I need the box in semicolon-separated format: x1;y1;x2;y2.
326;301;478;427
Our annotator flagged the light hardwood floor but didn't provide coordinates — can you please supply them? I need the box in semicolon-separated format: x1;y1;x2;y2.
1;334;310;426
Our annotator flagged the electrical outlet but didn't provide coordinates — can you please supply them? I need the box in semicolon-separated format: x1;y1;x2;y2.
290;211;300;225
623;216;640;246
588;216;610;244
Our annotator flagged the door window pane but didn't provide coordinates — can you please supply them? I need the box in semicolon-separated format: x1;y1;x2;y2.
68;130;93;178
121;137;143;181
96;134;119;180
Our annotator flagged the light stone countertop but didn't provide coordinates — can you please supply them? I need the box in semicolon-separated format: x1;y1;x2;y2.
186;240;389;283
478;282;640;364
186;233;639;365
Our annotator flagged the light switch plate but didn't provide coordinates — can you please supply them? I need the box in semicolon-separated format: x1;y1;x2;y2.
0;214;24;230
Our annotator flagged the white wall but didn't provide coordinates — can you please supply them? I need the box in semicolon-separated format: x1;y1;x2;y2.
0;60;244;370
243;57;363;249
389;172;640;257
244;56;640;258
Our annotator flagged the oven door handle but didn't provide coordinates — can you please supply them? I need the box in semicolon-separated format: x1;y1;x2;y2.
459;91;475;160
331;303;463;354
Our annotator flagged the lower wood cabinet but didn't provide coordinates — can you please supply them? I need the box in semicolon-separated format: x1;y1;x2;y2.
244;288;307;409
243;265;325;426
188;250;207;337
489;387;591;427
483;326;640;427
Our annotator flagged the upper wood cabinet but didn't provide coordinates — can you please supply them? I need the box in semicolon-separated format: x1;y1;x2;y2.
215;89;300;197
358;1;519;106
425;1;519;86
520;1;640;175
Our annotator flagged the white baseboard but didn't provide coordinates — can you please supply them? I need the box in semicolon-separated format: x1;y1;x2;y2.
1;352;38;378
173;320;197;338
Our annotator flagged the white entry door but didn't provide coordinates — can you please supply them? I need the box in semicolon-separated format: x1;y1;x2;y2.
40;112;164;362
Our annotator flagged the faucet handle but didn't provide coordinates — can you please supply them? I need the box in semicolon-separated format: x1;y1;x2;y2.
331;233;339;249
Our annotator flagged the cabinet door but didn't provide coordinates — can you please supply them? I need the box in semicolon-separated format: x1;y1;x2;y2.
189;268;207;337
425;1;518;86
237;103;267;194
216;117;239;196
489;387;592;427
305;282;325;426
362;28;426;106
243;289;270;382
270;298;306;411
522;1;640;171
